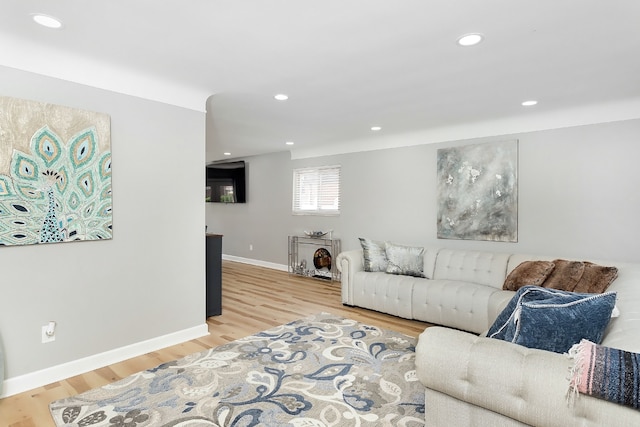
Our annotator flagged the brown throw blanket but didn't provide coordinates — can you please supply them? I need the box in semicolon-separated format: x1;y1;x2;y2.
504;259;618;293
544;260;618;293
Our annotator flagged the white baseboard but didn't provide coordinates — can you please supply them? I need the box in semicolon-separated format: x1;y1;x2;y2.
1;258;284;398
1;323;208;399
222;254;288;272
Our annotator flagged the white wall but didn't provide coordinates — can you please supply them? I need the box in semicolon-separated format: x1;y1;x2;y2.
207;118;640;266
0;66;207;396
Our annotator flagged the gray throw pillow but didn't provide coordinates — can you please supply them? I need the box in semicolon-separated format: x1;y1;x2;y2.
487;285;617;354
358;237;388;272
384;242;425;277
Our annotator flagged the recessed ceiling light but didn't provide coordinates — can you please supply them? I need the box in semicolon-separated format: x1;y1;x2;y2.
285;141;294;146
274;94;288;101
223;152;231;156
522;100;538;106
32;13;63;29
371;126;382;131
457;33;483;47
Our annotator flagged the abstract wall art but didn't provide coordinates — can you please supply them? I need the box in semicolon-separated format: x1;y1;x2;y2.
0;96;112;246
437;140;518;242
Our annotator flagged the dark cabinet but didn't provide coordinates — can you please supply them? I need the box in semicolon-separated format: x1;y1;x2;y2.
205;233;222;317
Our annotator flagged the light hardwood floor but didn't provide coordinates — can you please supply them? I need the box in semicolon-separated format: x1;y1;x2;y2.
0;260;430;427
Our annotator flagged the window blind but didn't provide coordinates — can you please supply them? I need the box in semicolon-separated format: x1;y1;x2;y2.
292;165;341;215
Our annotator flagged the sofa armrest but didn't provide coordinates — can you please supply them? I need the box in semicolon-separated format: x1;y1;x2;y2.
416;327;640;427
487;289;514;326
336;249;364;305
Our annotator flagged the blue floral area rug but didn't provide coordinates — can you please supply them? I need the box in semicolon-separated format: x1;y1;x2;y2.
49;312;425;426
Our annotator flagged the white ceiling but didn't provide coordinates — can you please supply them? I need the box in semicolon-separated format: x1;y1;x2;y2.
2;1;640;161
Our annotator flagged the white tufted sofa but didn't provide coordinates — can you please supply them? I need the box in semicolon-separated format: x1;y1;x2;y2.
337;247;516;334
336;248;640;426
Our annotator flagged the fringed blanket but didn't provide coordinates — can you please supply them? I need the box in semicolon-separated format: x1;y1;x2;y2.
568;339;640;410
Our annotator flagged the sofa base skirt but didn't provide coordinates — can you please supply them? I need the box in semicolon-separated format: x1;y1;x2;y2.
426;388;529;427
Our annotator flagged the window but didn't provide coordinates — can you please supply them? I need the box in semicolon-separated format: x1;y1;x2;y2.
292;165;341;215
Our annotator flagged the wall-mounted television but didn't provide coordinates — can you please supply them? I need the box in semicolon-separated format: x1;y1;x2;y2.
206;161;246;203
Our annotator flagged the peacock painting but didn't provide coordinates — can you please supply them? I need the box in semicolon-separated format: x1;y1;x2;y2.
0;96;112;246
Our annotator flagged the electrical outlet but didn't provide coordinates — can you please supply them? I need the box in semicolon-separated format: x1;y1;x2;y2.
42;322;56;343
249;244;253;251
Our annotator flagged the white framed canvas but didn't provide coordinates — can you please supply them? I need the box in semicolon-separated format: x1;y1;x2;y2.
0;96;112;246
437;140;518;242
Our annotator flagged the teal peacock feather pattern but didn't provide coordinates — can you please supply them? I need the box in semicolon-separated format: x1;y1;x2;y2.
0;125;112;245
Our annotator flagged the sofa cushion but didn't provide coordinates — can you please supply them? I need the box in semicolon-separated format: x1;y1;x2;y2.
351;271;414;319
385;242;425;277
503;260;556;291
412;279;500;334
433;249;511;288
358;237;388;272
487;285;617;353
